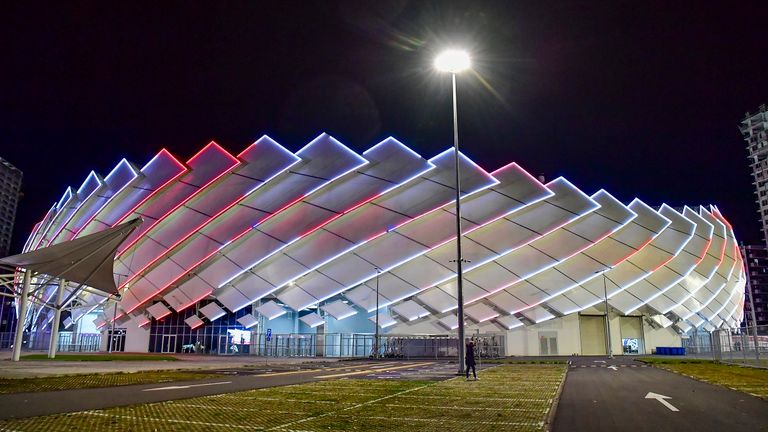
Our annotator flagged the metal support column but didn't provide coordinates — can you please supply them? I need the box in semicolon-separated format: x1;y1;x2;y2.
48;279;66;358
108;299;118;353
451;72;466;375
603;274;614;358
12;269;32;362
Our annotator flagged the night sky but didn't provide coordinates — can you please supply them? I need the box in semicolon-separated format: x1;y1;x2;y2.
2;1;767;254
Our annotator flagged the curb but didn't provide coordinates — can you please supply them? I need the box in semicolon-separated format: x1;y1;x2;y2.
543;361;568;432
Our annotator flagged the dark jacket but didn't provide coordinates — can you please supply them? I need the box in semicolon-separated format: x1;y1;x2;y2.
465;342;476;366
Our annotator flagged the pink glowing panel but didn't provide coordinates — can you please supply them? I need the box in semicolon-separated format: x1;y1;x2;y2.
77;149;186;238
133;314;151;328
279;150;508;305
168;134;367;310
116;142;239;263
147;302;172;320
184;315;204;329
223;150;483;308
245;140;435;293
163;287;193;311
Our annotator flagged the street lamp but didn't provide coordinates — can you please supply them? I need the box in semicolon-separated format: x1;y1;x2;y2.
373;267;381;359
435;48;471;375
600;272;614;359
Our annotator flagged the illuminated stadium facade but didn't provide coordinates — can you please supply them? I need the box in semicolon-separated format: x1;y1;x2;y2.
18;134;745;356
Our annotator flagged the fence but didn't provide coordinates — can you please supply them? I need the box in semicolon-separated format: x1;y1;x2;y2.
682;325;768;367
220;333;506;359
0;331;101;353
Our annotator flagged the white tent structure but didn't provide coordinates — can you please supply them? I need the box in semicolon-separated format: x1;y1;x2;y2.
14;135;745;356
0;218;140;360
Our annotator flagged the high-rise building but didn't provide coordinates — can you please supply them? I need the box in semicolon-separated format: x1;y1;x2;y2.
0;157;21;336
742;245;768;327
0;157;22;257
741;105;768;246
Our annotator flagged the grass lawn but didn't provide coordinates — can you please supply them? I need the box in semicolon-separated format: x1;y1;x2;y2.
20;353;178;361
0;363;567;431
0;370;223;394
638;357;768;399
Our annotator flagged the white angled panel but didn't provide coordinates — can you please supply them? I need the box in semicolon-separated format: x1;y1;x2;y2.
277;286;317;311
438;314;459;330
200;302;226;321
465;303;499;323
495;314;523;329
256;301;287;320
321;300;357;320
417;289;456;313
391;301;430;321
300;313;325;328
369;313;397;328
237;314;259;329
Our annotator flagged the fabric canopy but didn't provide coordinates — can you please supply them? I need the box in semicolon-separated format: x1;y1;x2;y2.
0;218;141;295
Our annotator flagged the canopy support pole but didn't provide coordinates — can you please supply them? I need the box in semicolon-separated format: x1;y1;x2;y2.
48;279;66;359
12;269;32;362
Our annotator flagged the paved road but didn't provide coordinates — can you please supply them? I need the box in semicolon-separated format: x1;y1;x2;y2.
0;360;457;419
553;356;768;432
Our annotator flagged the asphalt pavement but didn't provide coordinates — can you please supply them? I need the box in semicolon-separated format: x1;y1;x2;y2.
553;356;768;432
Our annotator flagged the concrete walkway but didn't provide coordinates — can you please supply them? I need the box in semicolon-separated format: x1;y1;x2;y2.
0;351;337;378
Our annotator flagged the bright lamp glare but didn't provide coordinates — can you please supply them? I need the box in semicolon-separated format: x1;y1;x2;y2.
434;50;471;73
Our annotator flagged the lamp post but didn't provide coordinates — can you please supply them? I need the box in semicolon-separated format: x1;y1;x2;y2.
602;273;614;359
435;49;471;375
374;267;381;359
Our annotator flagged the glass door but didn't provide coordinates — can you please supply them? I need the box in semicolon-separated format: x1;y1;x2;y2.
161;334;176;353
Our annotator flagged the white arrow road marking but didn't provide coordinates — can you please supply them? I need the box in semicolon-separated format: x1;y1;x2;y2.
645;392;679;411
143;381;232;392
607;365;619;371
593;360;606;363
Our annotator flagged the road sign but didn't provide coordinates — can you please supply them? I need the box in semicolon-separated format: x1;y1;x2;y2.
266;328;272;341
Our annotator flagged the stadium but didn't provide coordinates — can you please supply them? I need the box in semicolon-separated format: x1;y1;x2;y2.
7;134;745;357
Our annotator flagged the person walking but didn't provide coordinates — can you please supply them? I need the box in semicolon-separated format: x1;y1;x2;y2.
465;339;477;380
